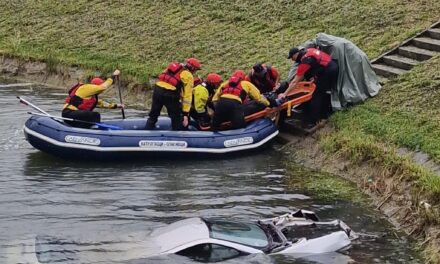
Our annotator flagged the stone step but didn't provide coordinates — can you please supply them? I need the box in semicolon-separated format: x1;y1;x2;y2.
412;37;440;52
398;45;436;61
372;63;407;77
426;28;440;40
383;54;419;70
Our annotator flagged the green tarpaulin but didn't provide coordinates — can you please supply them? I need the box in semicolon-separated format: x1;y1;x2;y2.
288;33;381;110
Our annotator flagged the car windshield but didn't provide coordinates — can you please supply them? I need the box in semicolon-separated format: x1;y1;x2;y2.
205;219;269;249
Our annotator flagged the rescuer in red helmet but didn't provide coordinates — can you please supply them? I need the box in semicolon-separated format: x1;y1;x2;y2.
62;69;123;128
211;70;270;131
189;73;223;128
146;58;201;130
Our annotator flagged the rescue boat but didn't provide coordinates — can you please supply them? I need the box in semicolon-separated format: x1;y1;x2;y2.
23;116;279;160
22;82;315;160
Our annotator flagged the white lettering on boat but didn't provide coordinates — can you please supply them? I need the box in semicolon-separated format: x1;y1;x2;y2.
224;137;253;148
138;140;188;149
65;135;101;146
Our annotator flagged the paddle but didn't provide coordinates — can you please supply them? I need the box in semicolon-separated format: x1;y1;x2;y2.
27;112;123;130
18;96;122;130
17;96;50;115
116;75;125;119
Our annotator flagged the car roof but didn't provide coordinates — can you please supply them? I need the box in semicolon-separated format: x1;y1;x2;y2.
149;217;210;253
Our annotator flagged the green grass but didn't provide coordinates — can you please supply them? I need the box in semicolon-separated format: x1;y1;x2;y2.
322;56;440;201
284;164;365;203
0;1;439;82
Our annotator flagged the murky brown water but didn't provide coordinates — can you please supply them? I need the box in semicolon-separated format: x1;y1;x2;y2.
0;79;421;263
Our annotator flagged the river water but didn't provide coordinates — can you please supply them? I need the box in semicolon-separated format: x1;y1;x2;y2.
0;80;421;263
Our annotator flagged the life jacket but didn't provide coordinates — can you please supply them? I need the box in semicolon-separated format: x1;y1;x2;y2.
65;82;98;111
249;65;275;93
158;62;185;90
221;76;247;102
302;48;332;67
191;82;216;108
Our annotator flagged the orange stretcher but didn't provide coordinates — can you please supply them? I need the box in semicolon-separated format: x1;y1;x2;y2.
200;81;316;131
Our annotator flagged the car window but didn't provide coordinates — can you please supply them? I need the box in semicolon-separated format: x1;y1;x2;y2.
176;243;246;262
207;219;269;248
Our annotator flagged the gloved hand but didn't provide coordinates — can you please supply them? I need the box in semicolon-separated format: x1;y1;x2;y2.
182;113;189;127
111;69;120;82
112;103;124;109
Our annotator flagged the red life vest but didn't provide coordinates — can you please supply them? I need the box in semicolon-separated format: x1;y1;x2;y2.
302;48;332;67
65;82;98;111
158;62;185;90
249;65;276;93
221;76;247;102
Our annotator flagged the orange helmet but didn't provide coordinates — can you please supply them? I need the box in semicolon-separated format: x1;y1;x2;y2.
185;58;201;71
206;73;222;86
91;77;104;85
232;70;246;80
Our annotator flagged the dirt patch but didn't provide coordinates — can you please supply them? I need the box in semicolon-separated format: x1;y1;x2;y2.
0;55;152;109
281;125;440;262
0;56;87;89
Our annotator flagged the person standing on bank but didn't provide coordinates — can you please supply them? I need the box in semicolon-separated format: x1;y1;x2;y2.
62;69;123;128
146;58;201;130
279;47;338;128
211;70;270;131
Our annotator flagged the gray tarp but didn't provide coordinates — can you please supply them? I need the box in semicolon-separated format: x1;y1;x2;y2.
288;33;381;110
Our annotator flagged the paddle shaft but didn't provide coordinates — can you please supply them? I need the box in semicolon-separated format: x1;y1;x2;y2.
116;76;125;119
18;96;122;129
17;96;50;115
27;112;122;130
28;111;99;125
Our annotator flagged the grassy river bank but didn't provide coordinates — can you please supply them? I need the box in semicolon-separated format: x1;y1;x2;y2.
1;0;439;262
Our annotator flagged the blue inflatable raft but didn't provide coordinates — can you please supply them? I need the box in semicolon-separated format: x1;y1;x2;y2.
23;115;279;160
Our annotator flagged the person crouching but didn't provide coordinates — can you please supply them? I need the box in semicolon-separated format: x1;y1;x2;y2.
190;73;223;129
62;69;123;128
211;70;270;131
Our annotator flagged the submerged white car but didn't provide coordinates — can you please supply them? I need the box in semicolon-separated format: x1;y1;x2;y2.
146;209;358;262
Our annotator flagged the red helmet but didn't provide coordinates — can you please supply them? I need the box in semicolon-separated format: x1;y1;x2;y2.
185;58;201;71
232;70;246;80
206;73;222;86
91;77;104;85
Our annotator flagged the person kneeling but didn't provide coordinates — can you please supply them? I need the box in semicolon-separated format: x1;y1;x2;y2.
211;70;270;131
62;69;123;128
190;73;223;129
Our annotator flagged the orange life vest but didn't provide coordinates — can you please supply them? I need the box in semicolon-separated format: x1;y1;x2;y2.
65;83;98;111
158;62;185;90
302;48;332;67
